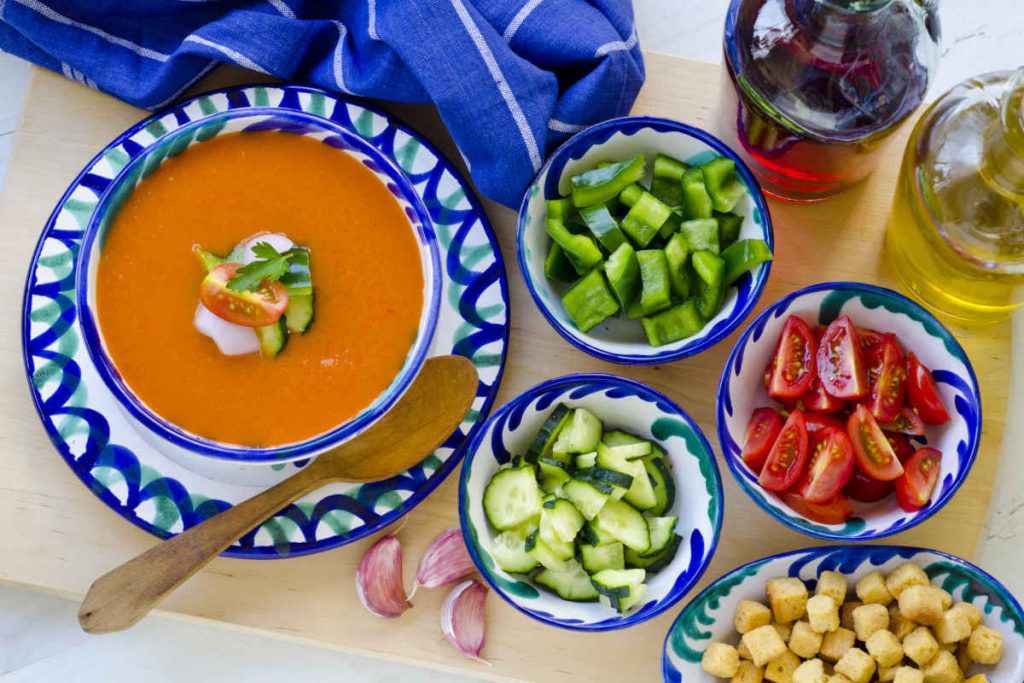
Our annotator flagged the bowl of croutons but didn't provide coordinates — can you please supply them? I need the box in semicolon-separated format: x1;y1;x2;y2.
663;545;1023;683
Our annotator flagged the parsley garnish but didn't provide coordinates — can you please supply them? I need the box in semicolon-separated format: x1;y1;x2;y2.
227;242;294;292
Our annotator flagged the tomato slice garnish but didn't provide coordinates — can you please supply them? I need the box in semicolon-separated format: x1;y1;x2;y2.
804;412;846;437
783;490;854;525
800;428;855;503
767;316;817;400
759;410;810;492
847;404;905;481
817;315;868;400
894;447;942;511
884;431;916;462
906;352;950;425
845;470;894;502
879;407;925;436
866;337;906;423
199;262;289;328
743;407;784;473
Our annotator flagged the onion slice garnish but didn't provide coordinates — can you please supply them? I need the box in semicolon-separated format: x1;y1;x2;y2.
192;303;259;355
355;534;411;619
441;579;489;663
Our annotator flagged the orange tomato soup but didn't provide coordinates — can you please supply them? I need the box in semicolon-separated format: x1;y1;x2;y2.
96;131;425;447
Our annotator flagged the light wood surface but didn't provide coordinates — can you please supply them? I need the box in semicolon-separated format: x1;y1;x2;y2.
0;53;1010;682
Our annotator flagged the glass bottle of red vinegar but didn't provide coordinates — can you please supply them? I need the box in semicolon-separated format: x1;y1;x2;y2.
721;0;941;202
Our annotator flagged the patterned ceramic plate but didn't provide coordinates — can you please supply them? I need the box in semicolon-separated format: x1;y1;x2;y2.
21;85;509;558
663;545;1024;682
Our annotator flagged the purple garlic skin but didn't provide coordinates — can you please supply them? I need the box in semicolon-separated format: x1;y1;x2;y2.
441;579;488;662
414;528;475;595
355;534;410;618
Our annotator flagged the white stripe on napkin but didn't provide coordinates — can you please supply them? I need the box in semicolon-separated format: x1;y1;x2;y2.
368;0;380;40
11;0;170;61
503;0;544;42
184;34;269;74
449;0;541;171
548;118;584;134
332;21;351;93
266;0;294;19
595;26;637;57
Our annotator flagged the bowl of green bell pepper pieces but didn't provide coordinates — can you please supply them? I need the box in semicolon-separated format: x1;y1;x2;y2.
516;116;774;365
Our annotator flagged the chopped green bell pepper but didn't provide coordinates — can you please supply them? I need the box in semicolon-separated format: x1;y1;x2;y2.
715;211;743;249
545;242;578;283
641;299;704;346
681;167;713;220
546;218;603;275
663;233;692;300
547;198;575;223
620;188;672;248
604;242;641;309
651;154;687;207
701;157;746;213
636;249;672;316
658;209;683;241
561;269;620;332
579;204;626;253
680;218;720;254
570;155;646;208
692;250;725;320
721;239;772;286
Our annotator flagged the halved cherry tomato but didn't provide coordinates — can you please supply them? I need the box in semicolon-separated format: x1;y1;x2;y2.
866;337;906;423
801;377;846;413
817;315;869;400
767;316;817;400
880;407;925;436
742;407;784;473
800;428;855;503
805;413;846;439
759;410;810;492
858;328;887;356
847;404;905;481
845;470;894;502
884;431;916;462
199;263;288;327
906;352;950;425
783;491;854;525
894;447;942;511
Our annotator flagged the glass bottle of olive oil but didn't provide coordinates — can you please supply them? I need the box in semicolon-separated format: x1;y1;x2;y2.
885;68;1024;324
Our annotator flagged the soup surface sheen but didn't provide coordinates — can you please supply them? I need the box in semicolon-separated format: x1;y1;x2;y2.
97;131;425;448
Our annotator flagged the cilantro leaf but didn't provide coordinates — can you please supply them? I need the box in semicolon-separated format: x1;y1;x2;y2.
227;242;294;292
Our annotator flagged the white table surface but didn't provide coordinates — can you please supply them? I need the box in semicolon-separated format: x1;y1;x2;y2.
2;2;1023;681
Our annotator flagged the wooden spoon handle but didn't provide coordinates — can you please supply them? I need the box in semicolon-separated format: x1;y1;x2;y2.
78;459;332;634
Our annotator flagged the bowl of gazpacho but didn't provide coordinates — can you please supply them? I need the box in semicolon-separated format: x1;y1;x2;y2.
76;108;442;465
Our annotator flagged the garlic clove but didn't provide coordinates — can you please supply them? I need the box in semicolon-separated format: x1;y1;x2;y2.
412;528;475;597
355;534;410;618
441;579;489;663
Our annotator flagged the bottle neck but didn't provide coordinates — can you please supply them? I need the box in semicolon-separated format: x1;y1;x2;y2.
983;69;1024;199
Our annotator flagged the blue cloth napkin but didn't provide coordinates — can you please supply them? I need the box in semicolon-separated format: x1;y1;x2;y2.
0;0;644;207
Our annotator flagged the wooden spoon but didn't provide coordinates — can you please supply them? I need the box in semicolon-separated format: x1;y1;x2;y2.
78;354;477;634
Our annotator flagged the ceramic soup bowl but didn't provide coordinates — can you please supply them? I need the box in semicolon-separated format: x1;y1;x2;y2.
717;281;981;540
517;116;773;365
663;545;1024;682
459;373;723;631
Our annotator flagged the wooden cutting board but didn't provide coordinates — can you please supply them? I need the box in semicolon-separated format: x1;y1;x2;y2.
0;52;1010;682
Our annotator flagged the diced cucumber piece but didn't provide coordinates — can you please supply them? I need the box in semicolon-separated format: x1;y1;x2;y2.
602;430;645;447
621;190;672;248
537;457;572;494
529;535;573;571
527;404;572;463
579;520;617;546
715;211;743;249
535;560;599;602
625;534;682;571
595;498;650;552
579;204;626;253
561;269;620;333
721;238;772;286
544;242;577;283
645;516;678;555
604;242;641;309
618;582;648;612
570;155;646;208
693;250;726;320
540;497;585;544
284;294;314;334
563;479;609;521
546;218;603;275
575;452;597;469
576;466;634;493
606;441;651;460
256;319;287;359
643;450;676;516
598;441;655;510
637;249;672;316
701;157;746;213
681;167;713;219
664;233;692;301
483;464;543;530
580;542;625;573
546;198;574;223
281;246;313;295
641;300;704;347
679;218;720;254
491;527;539;573
557;408;602;453
590;568;646;612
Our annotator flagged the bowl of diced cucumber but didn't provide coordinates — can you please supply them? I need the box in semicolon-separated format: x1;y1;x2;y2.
458;373;724;631
516;116;774;364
